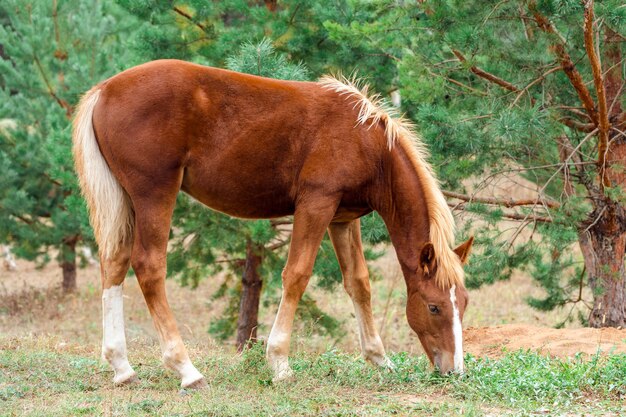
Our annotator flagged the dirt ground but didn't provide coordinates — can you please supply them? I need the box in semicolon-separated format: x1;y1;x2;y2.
1;251;625;360
464;325;626;358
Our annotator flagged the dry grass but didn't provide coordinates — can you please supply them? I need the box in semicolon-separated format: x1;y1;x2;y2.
0;247;587;357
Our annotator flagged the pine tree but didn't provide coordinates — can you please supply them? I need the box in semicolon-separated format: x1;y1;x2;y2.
0;0;138;292
323;0;626;327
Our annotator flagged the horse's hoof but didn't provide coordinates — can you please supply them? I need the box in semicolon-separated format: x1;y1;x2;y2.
379;356;396;372
366;354;396;372
182;376;208;390
272;368;295;384
113;370;138;386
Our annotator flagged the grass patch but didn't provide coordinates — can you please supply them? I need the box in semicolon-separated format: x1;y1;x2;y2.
1;336;624;416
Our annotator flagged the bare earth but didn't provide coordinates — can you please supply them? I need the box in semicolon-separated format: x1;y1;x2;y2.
1;253;625;359
465;325;626;358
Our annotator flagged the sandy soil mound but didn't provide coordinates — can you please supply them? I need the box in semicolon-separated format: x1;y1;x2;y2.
464;324;626;358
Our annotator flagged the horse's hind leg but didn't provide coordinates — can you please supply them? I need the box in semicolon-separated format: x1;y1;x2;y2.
328;220;392;368
129;186;206;389
101;240;137;384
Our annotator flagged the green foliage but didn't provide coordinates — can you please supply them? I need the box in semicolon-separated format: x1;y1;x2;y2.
4;0;623;337
457;350;626;407
320;0;625;320
360;212;390;245
226;38;308;80
0;0;137;270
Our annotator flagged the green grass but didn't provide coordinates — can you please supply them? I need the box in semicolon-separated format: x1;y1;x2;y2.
1;336;624;416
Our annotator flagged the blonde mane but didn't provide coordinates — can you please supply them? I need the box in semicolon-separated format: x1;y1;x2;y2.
319;75;464;289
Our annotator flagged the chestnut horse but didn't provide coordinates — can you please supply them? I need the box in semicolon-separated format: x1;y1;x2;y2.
72;60;473;388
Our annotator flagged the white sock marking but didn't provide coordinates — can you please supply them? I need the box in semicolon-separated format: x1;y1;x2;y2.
102;285;135;383
162;341;204;387
267;325;292;379
449;284;464;373
266;292;299;382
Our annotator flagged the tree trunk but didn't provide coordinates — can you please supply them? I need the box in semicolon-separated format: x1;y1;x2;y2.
236;240;263;351
585;137;626;327
573;21;626;328
579;24;626;327
61;238;77;293
579;205;626;327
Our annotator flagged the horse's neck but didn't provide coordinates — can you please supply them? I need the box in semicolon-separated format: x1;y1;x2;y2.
372;145;430;284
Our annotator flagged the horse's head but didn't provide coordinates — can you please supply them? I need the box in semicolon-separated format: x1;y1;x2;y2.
405;237;473;374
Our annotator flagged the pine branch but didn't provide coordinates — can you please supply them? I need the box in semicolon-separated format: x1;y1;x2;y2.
266;239;290;251
584;0;610;189
448;202;553;223
529;2;598;123
558;117;596;132
490;210;554;222
288;3;301;24
442;190;560;209
518;3;535;40
173;6;207;32
511;65;561;106
447;75;489;96
553;106;593;120
557;134;578;197
538;128;599;203
425;66;488;96
0;203;35;225
33;54;72;117
452;49;521;93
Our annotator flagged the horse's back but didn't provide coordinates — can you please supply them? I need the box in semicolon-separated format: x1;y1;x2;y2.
92;60;381;219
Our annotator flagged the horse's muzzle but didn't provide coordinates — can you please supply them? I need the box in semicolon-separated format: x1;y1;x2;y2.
434;352;459;374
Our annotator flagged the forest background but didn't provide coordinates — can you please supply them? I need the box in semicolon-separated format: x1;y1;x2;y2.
1;0;625;349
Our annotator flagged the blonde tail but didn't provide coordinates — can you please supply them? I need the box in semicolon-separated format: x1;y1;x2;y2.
72;88;134;260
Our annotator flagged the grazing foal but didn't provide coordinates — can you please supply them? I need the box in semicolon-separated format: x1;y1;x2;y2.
72;60;473;388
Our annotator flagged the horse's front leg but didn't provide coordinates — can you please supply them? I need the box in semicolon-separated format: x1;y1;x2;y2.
328;220;393;369
266;197;340;382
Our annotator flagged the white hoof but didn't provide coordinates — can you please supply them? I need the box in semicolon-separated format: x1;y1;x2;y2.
182;375;207;389
113;366;138;385
179;362;206;389
379;356;396;371
366;352;395;371
272;367;295;383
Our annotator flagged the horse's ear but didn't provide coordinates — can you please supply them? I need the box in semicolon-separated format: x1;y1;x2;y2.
418;242;437;277
454;236;474;264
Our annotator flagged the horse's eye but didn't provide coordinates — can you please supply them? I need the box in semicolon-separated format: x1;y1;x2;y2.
428;305;439;314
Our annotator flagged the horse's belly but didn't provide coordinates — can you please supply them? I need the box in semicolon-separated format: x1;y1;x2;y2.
181;171;295;219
